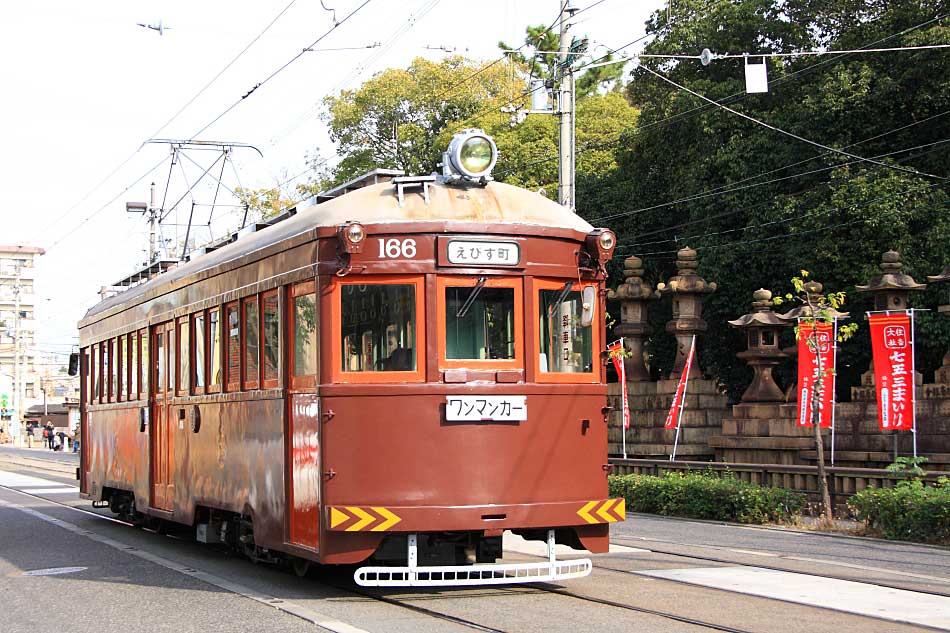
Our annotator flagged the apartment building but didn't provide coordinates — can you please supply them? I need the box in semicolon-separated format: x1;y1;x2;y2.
0;245;44;418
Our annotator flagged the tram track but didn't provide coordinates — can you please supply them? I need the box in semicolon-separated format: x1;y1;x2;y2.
3;479;941;632
606;534;950;598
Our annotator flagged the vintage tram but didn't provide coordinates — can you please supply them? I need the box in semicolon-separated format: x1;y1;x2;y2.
76;130;624;586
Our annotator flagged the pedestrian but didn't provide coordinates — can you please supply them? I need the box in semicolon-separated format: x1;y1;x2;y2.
26;423;34;448
45;422;55;450
56;430;66;452
72;424;81;454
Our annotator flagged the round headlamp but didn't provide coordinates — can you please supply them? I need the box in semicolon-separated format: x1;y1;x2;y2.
598;230;616;251
446;129;498;180
345;222;365;244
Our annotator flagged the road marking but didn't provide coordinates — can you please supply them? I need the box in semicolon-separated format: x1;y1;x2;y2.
638;566;950;630
21;566;87;576
504;532;647;557
0;471;74;488
19;487;78;494
0;496;370;633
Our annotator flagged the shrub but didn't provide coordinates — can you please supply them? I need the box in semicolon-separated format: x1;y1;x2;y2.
608;471;805;524
848;477;950;544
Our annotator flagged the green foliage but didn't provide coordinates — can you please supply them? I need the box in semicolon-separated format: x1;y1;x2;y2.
848;477;950;544
588;0;950;400
885;456;930;478
608;471;805;524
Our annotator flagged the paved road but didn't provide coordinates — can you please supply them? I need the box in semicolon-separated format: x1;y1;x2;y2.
1;450;947;632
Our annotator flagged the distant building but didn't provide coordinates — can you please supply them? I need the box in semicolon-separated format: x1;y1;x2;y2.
0;245;45;418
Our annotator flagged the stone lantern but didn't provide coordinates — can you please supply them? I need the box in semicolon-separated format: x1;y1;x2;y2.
856;250;926;311
728;289;788;402
657;247;716;379
927;264;950;383
608;256;658;381
856;250;926;381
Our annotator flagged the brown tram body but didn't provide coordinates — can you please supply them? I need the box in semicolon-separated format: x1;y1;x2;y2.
77;174;624;585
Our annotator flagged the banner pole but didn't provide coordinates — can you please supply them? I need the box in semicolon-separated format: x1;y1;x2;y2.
910;309;918;460
670;335;695;462
831;317;838;466
621;338;627;460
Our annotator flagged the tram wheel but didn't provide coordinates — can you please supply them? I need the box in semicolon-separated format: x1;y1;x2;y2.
292;558;311;578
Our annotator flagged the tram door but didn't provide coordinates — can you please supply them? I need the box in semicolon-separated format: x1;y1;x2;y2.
150;321;175;511
287;281;320;550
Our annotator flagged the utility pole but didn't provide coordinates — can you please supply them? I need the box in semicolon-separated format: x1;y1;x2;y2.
127;182;160;264
557;1;578;211
11;262;21;433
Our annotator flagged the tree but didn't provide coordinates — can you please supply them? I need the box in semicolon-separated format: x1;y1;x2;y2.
593;0;949;397
322;56;522;184
774;272;857;523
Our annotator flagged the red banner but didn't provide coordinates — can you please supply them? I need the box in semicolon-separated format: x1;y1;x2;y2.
796;321;835;428
665;337;696;429
869;313;915;431
607;340;630;429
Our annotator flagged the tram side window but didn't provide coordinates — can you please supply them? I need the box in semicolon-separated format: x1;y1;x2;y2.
293;286;317;378
243;298;260;389
341;284;416;373
168;326;176;394
117;336;126;402
538;287;593;374
156;332;165;393
262;292;279;385
226;303;240;391
444;286;515;361
194;313;206;389
139;330;148;395
83;349;91;405
178;317;189;395
102;340;112;402
91;345;99;403
129;333;138;400
209;308;221;390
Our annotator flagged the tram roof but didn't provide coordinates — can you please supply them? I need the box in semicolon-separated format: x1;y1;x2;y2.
82;180;594;324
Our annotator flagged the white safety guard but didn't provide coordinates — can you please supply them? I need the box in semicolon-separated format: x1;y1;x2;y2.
354;530;593;587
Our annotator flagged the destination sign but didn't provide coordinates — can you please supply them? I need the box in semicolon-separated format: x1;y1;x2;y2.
446;240;520;266
445;395;527;421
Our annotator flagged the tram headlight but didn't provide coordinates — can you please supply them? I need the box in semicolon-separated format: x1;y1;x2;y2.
585;228;617;265
338;221;366;254
443;129;498;183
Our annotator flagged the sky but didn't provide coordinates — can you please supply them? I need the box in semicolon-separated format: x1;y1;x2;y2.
0;0;662;358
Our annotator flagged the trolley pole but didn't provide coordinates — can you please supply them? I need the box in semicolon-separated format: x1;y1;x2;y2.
148;181;159;264
557;1;577;211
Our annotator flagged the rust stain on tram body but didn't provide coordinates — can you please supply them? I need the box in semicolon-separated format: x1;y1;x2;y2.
77;179;620;566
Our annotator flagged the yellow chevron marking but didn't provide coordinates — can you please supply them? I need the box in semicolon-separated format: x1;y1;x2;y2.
370;507;402;532
345;506;375;532
329;507;350;529
613;498;626;520
577;500;599;524
596;499;618;523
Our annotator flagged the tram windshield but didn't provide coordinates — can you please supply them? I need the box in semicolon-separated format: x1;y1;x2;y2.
341;284;417;372
444;285;516;361
538;288;593;373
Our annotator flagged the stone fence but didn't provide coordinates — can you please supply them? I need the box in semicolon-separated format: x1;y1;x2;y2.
607;248;950;471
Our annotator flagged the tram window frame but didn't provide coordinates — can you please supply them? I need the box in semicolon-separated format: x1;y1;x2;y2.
242;296;260;390
104;338;114;403
208;307;222;393
177;317;190;397
82;348;91;406
128;332;138;401
91;344;99;404
155;330;165;396
193;312;206;393
436;275;522;371
225;301;241;392
262;290;280;389
116;335;126;403
290;281;317;389
532;278;600;384
329;275;426;384
139;329;149;397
